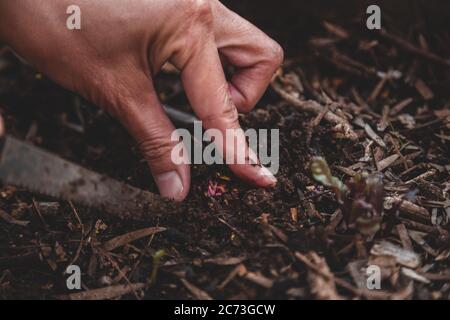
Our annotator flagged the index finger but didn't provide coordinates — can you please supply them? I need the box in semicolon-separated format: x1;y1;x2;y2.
212;1;284;113
174;35;277;187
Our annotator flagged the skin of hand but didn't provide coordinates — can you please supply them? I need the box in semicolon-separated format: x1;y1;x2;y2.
0;0;284;201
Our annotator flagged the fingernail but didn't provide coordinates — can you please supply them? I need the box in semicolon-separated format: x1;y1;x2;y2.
257;166;277;186
155;171;184;201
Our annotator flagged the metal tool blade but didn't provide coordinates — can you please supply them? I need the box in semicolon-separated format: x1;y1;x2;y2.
0;135;181;220
163;104;198;126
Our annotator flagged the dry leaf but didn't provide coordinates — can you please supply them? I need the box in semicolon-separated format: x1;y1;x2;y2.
103;227;166;251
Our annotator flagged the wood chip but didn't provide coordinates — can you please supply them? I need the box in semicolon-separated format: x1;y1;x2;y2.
364;123;386;148
290;207;298;223
384;196;430;220
408;231;439;257
396;224;413;251
244;271;274;289
335;165;357;176
414;78;434;100
323;21;349;39
377;154;399;171
390;98;413;116
370;241;421;269
295;251;342;300
377;105;390;132
217;264;246;290
204;256;247;266
180;279;213;300
347;259;369;289
401;268;430;284
404;169;436;185
398;114;416;129
269;224;288;243
422;271;450;281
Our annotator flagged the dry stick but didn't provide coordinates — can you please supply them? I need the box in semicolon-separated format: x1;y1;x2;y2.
217;264;243;290
180;279;213;300
390;98;413;116
379;29;450;68
388;134;409;170
312;104;330;127
99;249;141;300
296;68;326;103
399;219;448;237
396;224;414;251
129;228;159;280
60;283;145;300
32;198;48;230
0;208;29;227
271;81;358;140
385;196;430;220
368;77;388;102
67;201;84;267
404;169;436;185
218;217;246;241
400;165;426;180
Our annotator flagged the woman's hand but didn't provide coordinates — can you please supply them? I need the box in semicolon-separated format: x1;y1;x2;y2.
0;0;283;201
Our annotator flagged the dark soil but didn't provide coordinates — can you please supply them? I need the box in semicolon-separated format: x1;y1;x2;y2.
1;1;449;299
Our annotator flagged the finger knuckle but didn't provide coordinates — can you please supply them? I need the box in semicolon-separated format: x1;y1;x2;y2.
183;0;213;27
221;104;240;127
267;41;284;67
204;103;240;129
138;136;174;164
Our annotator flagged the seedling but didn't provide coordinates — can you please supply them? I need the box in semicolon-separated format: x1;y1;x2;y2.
311;157;384;238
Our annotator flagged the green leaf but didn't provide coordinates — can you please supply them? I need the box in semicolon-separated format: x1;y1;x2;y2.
311;157;348;196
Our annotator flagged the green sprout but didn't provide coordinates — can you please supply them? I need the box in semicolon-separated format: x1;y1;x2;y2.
149;249;165;285
311;156;348;199
310;157;384;239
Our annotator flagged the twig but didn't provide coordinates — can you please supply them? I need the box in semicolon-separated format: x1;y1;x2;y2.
272;80;358;140
0;209;29;227
312;104;330;127
67;201;84;267
98;249;141;300
404;169;436;185
218;217;246;241
32;198;48;230
390;98;413;116
385;196;430;221
180;279;213;300
379;29;450;68
58;283;145;300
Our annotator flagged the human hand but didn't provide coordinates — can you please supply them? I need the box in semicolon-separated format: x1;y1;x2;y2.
0;0;283;201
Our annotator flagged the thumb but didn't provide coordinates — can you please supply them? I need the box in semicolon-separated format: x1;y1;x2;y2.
106;75;190;202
